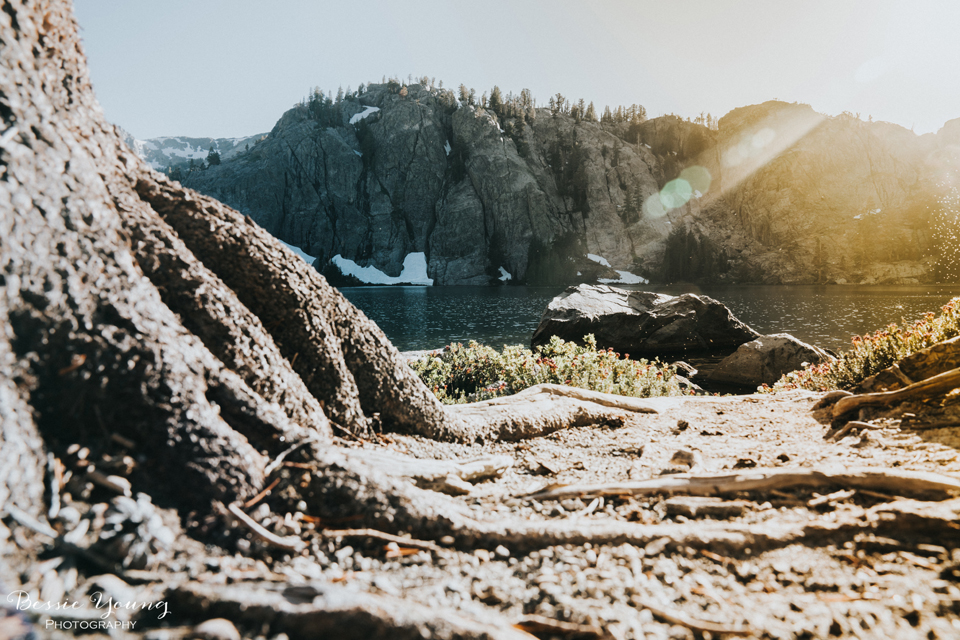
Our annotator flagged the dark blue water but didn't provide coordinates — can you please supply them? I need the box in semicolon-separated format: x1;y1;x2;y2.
340;284;960;353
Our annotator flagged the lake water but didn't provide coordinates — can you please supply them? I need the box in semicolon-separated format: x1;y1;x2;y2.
340;284;960;354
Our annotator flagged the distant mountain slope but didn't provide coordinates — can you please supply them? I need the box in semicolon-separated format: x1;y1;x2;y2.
119;128;267;170
168;82;959;286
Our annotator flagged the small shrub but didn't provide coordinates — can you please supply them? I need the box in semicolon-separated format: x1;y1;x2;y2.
410;334;687;404
767;297;960;393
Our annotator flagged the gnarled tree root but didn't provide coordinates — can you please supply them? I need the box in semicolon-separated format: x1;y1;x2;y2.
298;450;960;556
519;467;960;502
167;582;537;640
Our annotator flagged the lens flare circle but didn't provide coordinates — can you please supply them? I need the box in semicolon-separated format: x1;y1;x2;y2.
659;178;693;210
679;166;711;194
643;195;667;218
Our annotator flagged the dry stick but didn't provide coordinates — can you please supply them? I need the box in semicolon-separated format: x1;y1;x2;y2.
263;439;313;477
832;367;960;418
807;489;857;507
227;502;306;552
242;477;280;509
486;383;659;414
514;614;605;638
47;453;61;520
631;597;756;637
902;419;960;431
321;528;443;553
828;421;883;442
520;467;960;502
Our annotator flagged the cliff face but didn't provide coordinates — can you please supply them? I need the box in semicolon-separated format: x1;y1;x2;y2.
183;84;693;285
181;89;958;286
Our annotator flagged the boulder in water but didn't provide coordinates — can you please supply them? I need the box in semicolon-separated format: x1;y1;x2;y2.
530;285;760;356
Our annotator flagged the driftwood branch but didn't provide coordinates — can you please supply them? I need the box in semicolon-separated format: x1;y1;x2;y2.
447;383;658;443
832;367;960;418
481;383;660;413
321;528;443;553
227;502;306;552
632;597;756;637
349;449;513;495
520;467;960;502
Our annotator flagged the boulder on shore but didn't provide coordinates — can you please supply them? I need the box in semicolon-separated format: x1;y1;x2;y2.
708;333;833;387
531;285;760;356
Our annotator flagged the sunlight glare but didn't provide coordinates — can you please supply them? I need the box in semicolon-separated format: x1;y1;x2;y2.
679;165;712;194
659;178;693;210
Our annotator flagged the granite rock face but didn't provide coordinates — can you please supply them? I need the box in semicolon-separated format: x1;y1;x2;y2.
530;284;760;356
179;90;960;286
183;84;674;285
708;333;833;387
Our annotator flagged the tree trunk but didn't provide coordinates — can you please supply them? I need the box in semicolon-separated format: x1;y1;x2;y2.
0;0;640;559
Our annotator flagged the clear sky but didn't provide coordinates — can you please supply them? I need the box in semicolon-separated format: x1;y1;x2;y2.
73;0;960;140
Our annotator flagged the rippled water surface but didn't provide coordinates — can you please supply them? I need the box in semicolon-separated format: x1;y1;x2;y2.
340;284;960;353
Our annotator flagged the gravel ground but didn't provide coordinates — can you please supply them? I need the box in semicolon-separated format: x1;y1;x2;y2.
6;391;960;639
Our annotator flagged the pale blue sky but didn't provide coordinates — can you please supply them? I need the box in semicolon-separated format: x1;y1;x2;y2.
74;1;960;139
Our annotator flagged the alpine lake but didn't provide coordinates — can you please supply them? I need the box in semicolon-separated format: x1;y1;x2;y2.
341;283;960;357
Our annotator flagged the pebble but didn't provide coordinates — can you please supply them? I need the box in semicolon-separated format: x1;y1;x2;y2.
494;544;510;558
192;618;240;640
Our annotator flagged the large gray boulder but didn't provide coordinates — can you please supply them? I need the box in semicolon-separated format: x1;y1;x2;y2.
531;285;760;356
708;333;833;387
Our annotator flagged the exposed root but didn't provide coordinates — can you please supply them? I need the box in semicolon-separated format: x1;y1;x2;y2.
631;597;756;637
519;467;960;502
831;367;960;418
447;383;657;443
167;582;538;640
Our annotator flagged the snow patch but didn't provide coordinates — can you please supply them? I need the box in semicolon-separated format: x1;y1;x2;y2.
599;270;648;285
280;240;316;263
587;254;611;267
854;214;862;220
354;150;363;157
331;252;433;285
349;106;381;125
444;141;451;156
498;267;512;282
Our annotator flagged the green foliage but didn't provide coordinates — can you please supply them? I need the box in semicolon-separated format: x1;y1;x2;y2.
410;335;687;404
767;297;960;393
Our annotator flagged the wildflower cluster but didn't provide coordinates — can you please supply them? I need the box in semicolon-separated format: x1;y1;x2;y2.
410;334;687;404
766;297;960;393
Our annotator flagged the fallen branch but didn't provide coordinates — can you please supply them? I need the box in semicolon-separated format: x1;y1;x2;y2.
832;367;960;418
828;421;884;442
508;383;659;413
520;467;960;502
449;384;657;443
514;614;605;638
227;502;306;552
808;489;857;507
631;597;755;637
243;477;281;509
901;419;960;431
321;528;443;553
264;439;314;477
349;449;513;496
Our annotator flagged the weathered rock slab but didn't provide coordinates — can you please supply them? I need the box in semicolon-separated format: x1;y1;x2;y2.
531;285;759;356
708;333;833;387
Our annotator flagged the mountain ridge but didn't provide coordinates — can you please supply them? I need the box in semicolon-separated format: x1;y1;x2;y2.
125;82;960;285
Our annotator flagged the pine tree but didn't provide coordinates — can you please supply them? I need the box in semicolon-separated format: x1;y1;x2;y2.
585;102;597;122
489;85;503;115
